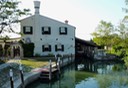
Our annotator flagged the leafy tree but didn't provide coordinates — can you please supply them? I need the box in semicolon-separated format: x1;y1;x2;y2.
123;0;128;21
116;22;128;39
91;20;114;50
0;0;30;37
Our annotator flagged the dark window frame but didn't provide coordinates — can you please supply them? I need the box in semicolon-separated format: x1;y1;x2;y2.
23;26;33;34
55;45;64;52
59;27;67;35
42;26;51;35
42;45;51;52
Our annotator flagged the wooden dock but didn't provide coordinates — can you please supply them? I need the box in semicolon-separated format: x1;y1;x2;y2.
39;55;74;82
39;59;60;81
39;67;58;81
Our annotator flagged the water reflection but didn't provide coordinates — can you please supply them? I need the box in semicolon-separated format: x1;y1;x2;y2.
26;64;76;88
26;57;122;88
75;57;121;74
76;78;99;88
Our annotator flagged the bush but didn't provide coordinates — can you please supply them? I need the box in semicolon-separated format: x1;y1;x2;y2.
112;64;122;71
35;53;41;57
48;53;54;57
22;43;34;57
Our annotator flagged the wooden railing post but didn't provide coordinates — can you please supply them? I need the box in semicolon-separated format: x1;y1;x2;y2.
9;69;14;88
49;60;52;80
57;57;61;74
19;64;24;88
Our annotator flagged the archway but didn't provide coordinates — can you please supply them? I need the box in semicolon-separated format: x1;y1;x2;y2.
10;42;23;59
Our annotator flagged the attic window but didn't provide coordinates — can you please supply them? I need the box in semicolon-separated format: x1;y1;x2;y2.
59;27;67;35
23;26;33;34
42;26;51;34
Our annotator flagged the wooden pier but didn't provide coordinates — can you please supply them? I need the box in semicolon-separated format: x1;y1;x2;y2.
39;68;58;81
39;59;60;81
39;55;74;82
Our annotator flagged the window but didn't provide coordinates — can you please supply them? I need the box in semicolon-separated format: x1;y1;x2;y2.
23;26;33;34
42;26;51;34
59;27;67;35
42;45;51;52
55;44;64;51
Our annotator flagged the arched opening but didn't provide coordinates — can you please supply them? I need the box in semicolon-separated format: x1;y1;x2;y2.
10;43;23;59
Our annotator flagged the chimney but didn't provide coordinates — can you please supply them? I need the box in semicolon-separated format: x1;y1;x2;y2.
65;20;68;24
34;1;40;15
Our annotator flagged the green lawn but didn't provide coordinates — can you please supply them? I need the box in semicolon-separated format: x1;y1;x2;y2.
19;57;55;68
21;59;49;68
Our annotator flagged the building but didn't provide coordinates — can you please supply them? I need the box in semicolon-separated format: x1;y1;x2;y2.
0;37;23;59
20;1;75;56
75;38;98;58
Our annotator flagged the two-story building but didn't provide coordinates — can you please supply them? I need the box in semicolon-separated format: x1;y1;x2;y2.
20;1;75;56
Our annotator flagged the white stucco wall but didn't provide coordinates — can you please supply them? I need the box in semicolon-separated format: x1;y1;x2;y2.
20;14;75;56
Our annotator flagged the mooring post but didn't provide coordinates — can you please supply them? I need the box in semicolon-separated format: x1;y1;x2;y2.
68;55;70;65
9;69;14;88
61;54;64;67
19;64;24;88
57;57;61;74
55;54;58;68
71;53;73;62
49;60;52;80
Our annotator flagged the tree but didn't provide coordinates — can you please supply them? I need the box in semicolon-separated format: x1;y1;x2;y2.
0;0;30;37
116;22;128;39
91;20;114;50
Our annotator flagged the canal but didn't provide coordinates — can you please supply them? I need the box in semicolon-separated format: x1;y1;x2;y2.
26;57;128;88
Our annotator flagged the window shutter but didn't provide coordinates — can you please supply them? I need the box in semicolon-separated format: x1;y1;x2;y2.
30;26;33;34
65;27;67;34
42;27;44;34
23;26;26;34
49;45;51;51
59;27;61;34
42;45;44;52
49;27;51;34
62;45;64;51
55;45;57;51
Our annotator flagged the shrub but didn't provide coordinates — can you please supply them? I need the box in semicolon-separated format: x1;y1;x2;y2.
35;53;41;57
48;53;54;57
22;43;34;57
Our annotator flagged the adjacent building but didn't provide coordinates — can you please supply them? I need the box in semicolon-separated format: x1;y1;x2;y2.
20;1;75;56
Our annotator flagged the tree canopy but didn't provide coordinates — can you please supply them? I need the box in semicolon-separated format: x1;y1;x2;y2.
0;0;30;37
91;0;128;59
91;20;115;49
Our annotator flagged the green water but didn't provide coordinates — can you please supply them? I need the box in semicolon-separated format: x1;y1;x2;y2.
26;64;76;88
26;60;126;88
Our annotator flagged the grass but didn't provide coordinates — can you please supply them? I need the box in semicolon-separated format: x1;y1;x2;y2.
75;71;96;83
21;59;49;68
0;57;54;87
20;57;56;68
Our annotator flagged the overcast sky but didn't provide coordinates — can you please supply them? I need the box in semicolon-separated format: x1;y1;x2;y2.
19;0;126;40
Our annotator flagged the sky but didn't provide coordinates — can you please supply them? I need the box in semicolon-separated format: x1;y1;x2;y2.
18;0;126;40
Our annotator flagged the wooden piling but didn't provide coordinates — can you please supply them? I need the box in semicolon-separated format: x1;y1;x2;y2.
19;64;24;88
57;57;61;74
49;60;52;80
9;69;14;88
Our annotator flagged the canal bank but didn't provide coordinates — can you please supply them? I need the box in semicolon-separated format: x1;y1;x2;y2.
1;55;75;88
26;57;128;88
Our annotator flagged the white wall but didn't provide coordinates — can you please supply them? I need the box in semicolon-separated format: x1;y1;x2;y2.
21;15;75;56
